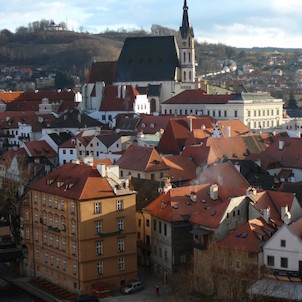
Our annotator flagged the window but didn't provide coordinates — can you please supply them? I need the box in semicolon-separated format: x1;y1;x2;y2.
61;217;66;231
116;200;123;211
97;261;103;275
138;219;141;227
55;236;59;249
73;262;77;275
25;210;29;221
35;229;39;241
63;259;66;271
281;240;286;247
36;249;39;260
44;233;47;244
146;219;150;227
151;174;155;181
164;250;167;260
118;258;125;271
54;198;58;209
63;149;66;154
26;227;30;239
62;238;66;251
34;193;38;203
234;110;238;118
118;238;125;252
224;110;227;117
70;150;73;155
34;209;38;222
118;218;124;231
159;221;162;234
154;219;157;231
45;252;48;263
72;242;76;255
49;234;53;246
42;195;46;206
71;202;75;214
95;221;102;234
49;213;53;226
54;215;59;228
61;200;65;211
56;257;60;268
248;110;251;117
96;242;103;255
48;197;52;207
164;224;167;236
281;257;288;268
267;255;274;266
95;202;102;214
235;260;241;269
71;220;76;234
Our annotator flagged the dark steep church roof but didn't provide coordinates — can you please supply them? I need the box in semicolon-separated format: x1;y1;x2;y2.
114;36;180;82
86;61;117;85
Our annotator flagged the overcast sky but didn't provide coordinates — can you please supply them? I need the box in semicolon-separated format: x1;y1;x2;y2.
1;0;302;48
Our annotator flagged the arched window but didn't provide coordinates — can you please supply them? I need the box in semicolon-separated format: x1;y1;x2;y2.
183;52;186;63
150;98;156;113
189;37;191;47
189;71;192;80
189;52;191;63
184;71;187;82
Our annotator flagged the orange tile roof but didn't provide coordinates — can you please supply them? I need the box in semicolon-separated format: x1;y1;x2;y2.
162;155;197;182
0;91;23;103
216;218;275;253
29;163;116;200
249;190;295;227
117;145;169;172
181;144;218;166
289;216;302;240
217;120;251;137
137;115;173;134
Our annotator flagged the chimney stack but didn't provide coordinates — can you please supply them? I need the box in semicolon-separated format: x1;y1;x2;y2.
226;126;231;138
210;184;218;200
279;140;285;151
263;207;270;224
122;85;126;99
117;86;121;98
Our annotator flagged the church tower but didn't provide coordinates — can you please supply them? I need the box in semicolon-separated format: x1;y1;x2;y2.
179;0;195;84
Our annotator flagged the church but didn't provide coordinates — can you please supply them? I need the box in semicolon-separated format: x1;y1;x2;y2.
83;0;198;114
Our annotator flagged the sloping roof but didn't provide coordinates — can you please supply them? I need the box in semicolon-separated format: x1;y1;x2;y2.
289;216;302;241
25;140;57;158
0;91;23;103
162;155;197;182
249;190;295;227
181;144;218;166
163;90;237;105
116;145;168;172
96;133;121;148
48;132;73;147
279;182;302;206
216;218;275;253
86;61;117;85
100;85;139;112
29;163;116;200
137;115;172;134
49;108;102;129
115;36;180;82
217;120;251;137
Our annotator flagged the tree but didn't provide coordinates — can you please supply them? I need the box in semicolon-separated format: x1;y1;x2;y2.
54;69;74;89
288;90;298;109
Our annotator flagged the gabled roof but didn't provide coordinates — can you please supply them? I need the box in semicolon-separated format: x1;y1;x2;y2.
117;145;168;172
29;162;116;200
115;36;180;82
100;85;139;112
162;155;197;182
0;91;23;103
96;133;121;148
48;132;73;147
49;108;102;129
24;140;57;158
137;115;173;134
163;90;237;105
289;216;302;241
249;190;295;227
145;184;225;225
279;182;302;206
216;218;275;253
217;120;251;137
86;61;117;85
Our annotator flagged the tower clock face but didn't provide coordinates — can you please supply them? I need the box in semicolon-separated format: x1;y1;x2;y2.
182;41;187;46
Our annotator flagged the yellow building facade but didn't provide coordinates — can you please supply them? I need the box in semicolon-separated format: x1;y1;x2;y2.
23;162;137;296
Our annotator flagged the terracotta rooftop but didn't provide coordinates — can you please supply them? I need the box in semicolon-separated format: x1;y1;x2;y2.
117;145;169;172
289;216;302;240
0;91;23;103
137;115;173;134
25;140;57;158
216;218;275;253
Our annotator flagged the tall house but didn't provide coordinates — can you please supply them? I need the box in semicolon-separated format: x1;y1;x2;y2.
23;162;137;296
179;0;196;85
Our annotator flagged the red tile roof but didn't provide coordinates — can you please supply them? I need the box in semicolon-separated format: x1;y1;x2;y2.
162;155;197;182
29;162;116;200
163;89;237;105
216;218;275;253
0;91;23;103
25;140;57;158
249;190;295;227
117;145;169;172
100;85;139;112
289;216;302;240
137;115;173;134
217;120;251;137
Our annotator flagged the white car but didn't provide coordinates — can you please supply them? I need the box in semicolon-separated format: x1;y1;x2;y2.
121;281;144;294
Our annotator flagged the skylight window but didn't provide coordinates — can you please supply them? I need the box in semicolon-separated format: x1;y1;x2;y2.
242;233;248;238
236;232;241;237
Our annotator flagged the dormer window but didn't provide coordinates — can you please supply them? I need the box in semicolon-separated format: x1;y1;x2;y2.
141;123;145;128
150;123;155;128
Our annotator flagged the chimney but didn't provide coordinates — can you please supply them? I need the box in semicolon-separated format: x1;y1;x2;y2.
190;192;197;203
122;85;126;99
279;140;285;150
281;205;291;225
188;117;193;132
263;207;270;224
117;85;121;98
246;187;257;196
163;177;172;193
96;164;106;178
210;184;218;200
226;126;231;138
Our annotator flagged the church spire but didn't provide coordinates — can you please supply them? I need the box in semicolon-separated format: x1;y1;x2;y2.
180;0;194;39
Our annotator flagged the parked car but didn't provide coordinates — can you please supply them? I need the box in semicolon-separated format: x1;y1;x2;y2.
121;281;144;294
73;295;99;302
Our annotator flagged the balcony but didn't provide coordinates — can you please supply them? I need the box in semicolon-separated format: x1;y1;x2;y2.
18;136;30;141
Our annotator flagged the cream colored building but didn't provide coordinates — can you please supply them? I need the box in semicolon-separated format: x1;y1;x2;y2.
161;92;284;131
23;161;137;296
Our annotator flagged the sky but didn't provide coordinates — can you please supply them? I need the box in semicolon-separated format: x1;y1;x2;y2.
1;0;302;48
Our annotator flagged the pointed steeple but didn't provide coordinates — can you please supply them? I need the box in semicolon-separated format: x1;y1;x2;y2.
180;0;194;39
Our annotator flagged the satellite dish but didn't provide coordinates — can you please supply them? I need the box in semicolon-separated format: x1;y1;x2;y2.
158;187;163;194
